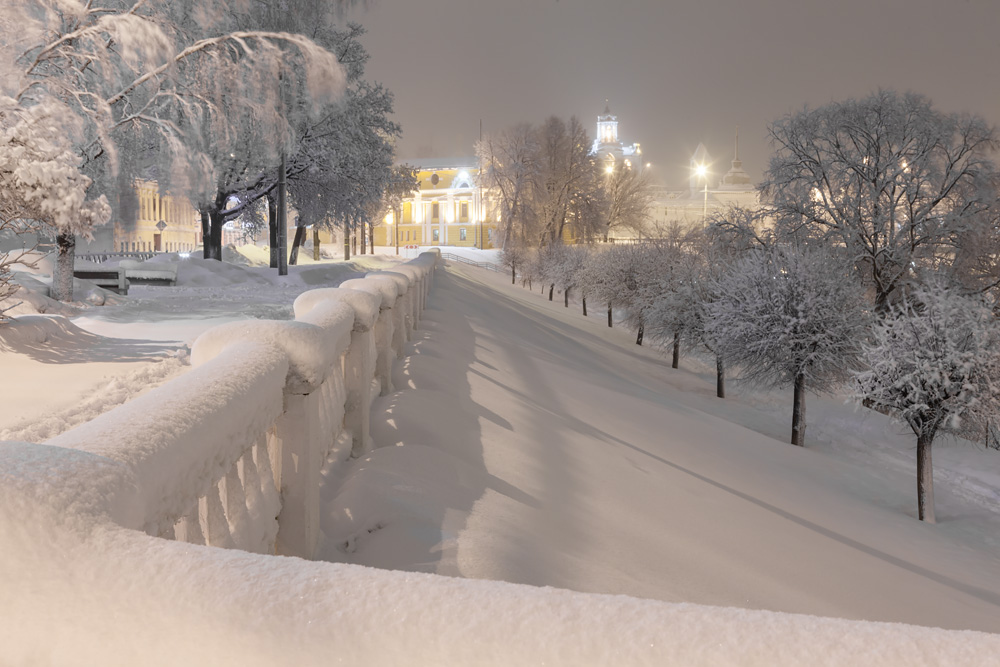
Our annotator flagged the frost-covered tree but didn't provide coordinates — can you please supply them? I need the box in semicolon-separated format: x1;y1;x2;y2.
0;96;110;308
500;243;527;285
644;245;729;392
539;243;587;307
762;90;999;312
708;245;868;446
7;0;347;298
579;243;673;344
285;24;400;261
854;281;1000;523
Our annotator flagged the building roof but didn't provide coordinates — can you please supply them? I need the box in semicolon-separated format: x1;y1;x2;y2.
398;157;478;171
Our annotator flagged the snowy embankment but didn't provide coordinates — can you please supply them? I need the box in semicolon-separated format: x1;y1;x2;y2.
0;252;397;438
2;251;1000;665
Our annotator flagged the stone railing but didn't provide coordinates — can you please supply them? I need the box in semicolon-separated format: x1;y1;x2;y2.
22;250;437;560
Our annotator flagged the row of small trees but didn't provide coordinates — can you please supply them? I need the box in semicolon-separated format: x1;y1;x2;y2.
512;225;1000;525
1;0;402;304
500;90;1000;524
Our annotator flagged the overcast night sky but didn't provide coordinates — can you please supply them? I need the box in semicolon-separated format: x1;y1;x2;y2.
344;0;1000;188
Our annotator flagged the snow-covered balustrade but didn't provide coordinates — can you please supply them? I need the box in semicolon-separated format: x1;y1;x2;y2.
8;250;439;561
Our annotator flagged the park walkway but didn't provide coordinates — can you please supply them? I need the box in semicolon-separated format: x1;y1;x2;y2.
328;260;1000;634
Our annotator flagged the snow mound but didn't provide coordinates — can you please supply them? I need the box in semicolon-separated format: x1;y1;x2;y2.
1;274;80;318
0;354;187;443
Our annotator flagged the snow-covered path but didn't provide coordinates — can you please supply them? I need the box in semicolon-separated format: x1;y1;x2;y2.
323;262;1000;634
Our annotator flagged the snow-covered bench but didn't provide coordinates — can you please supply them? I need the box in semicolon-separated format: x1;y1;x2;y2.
119;259;178;287
72;267;128;294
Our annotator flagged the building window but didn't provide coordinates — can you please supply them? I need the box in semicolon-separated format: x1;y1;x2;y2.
432;229;439;242
460;201;469;221
432;202;439;220
460;228;466;241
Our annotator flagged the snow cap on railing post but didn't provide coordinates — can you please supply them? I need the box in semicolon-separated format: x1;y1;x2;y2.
366;271;411;358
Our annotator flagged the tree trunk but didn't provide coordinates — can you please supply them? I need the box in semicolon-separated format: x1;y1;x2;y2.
564;286;569;307
360;221;367;255
917;432;936;523
368;223;374;254
52;232;76;302
209;210;224;261
791;371;806;446
548;284;554;301
511;266;516;284
607;305;612;328
636;323;644;346
201;211;211;260
277;155;288;276
582;296;587;317
268;198;278;268
672;332;680;369
313;228;320;261
343;222;351;260
289;225;307;265
716;354;725;399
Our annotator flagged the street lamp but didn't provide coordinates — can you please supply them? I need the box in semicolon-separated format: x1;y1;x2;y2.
385;210;397;256
695;163;709;224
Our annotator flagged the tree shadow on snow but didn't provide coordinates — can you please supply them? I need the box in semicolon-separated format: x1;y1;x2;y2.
0;315;181;363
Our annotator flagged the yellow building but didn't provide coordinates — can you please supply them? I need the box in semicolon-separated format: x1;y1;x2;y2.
115;179;203;253
374;158;495;250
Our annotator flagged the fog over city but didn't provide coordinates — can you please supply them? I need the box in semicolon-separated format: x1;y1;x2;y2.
349;0;1000;185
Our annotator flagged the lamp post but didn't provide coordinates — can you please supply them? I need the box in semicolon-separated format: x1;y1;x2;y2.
386;210;397;256
695;163;709;225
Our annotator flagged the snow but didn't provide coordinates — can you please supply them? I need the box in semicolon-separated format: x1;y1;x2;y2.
320;261;1000;634
3;251;1000;663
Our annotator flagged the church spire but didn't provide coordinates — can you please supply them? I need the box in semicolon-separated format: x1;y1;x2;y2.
720;126;751;188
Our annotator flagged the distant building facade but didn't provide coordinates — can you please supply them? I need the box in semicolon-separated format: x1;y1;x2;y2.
374;158;495;249
115;179;203;253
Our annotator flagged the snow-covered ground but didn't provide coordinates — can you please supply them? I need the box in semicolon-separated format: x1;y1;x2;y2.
0;250;401;440
320;259;1000;634
3;248;1000;659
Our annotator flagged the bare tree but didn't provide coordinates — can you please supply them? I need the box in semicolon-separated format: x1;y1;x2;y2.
762;90;999;312
477;123;538;251
603;164;654;240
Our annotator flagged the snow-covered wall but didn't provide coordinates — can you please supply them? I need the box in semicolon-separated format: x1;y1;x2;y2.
4;248;1000;664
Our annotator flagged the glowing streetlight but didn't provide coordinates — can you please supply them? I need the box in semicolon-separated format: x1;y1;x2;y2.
385;210;398;255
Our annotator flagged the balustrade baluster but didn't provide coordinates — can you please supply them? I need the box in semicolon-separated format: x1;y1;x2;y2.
201;483;235;549
222;464;251;549
175;502;205;545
